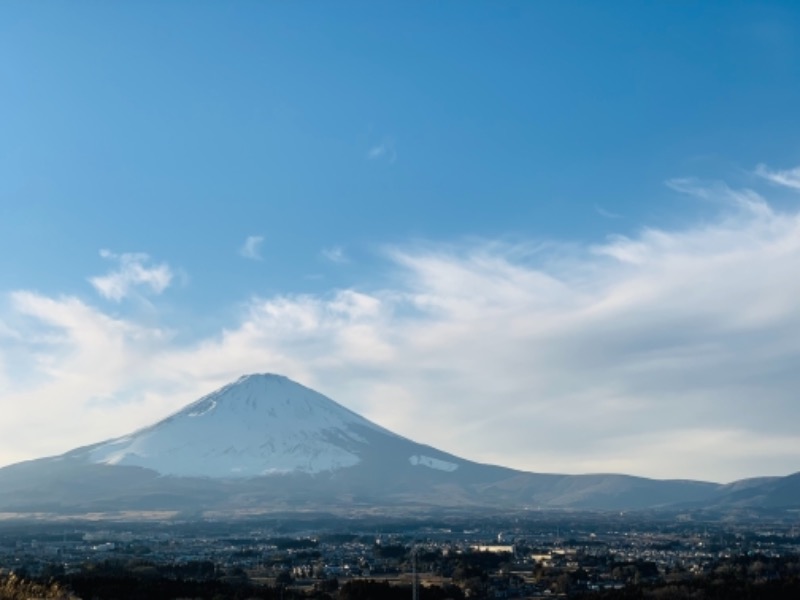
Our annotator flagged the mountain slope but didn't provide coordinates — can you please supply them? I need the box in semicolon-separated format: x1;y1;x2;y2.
0;374;793;515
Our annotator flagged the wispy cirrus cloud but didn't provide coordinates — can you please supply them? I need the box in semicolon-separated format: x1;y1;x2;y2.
595;205;623;219
755;163;800;190
667;177;773;216
89;250;173;302
239;235;264;260
4;166;800;482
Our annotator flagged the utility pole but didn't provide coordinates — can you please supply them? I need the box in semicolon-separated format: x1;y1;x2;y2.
412;546;419;600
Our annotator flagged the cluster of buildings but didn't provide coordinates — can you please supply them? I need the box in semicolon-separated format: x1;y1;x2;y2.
0;515;799;597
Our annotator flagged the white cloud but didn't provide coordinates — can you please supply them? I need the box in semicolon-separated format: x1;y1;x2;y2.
239;235;264;260
321;246;348;264
367;145;385;159
3;169;800;482
367;138;397;163
0;292;183;464
0;319;20;340
89;250;173;302
755;163;800;190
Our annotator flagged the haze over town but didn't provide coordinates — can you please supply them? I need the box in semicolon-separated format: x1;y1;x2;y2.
2;2;800;483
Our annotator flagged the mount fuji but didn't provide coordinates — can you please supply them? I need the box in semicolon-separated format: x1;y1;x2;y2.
0;374;796;516
88;374;414;478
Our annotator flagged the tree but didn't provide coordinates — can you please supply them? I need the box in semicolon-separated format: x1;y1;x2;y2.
0;573;79;600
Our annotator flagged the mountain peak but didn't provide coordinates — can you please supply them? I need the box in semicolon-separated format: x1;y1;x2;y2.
86;374;392;478
235;372;289;383
180;373;353;418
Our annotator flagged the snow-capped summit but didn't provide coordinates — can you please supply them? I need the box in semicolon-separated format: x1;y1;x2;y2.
88;373;398;478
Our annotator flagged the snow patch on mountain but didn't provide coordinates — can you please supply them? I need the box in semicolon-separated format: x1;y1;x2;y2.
88;374;396;478
409;454;459;472
187;400;216;417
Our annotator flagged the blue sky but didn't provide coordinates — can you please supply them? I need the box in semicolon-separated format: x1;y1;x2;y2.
2;2;800;481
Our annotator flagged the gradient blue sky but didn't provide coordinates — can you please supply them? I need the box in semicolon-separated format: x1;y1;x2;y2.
2;2;800;481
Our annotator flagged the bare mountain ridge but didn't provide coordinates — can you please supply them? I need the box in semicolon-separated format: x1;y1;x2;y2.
0;374;796;516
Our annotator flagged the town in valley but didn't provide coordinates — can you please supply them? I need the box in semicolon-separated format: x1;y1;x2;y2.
2;510;799;599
